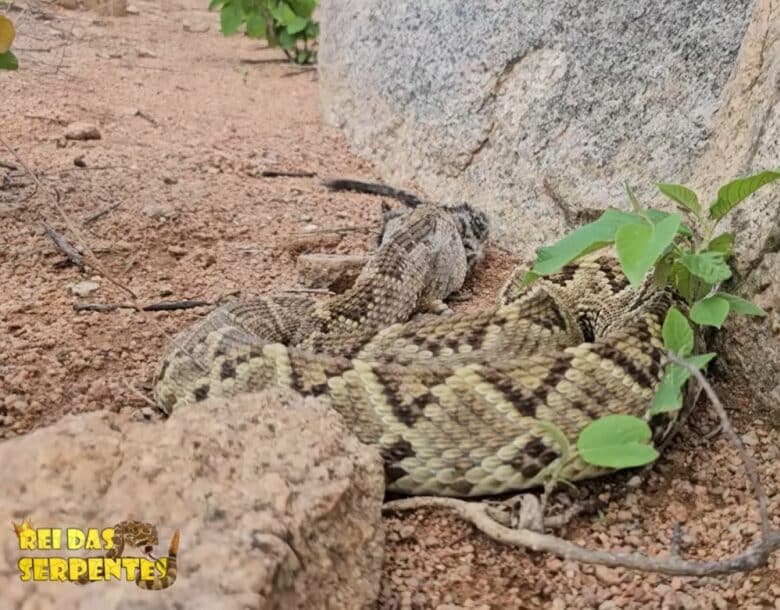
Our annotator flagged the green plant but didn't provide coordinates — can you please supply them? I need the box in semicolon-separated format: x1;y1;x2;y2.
0;14;18;70
209;0;319;65
528;168;779;469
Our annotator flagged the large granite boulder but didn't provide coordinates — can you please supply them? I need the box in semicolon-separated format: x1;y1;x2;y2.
0;389;385;609
319;0;779;417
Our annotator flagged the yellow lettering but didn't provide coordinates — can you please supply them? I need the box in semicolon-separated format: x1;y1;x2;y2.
138;558;157;582
49;558;69;582
102;527;115;551
87;557;105;581
155;557;169;578
68;557;88;582
17;557;32;581
123;557;140;581
52;528;62;549
18;528;36;551
37;529;55;550
67;528;85;550
32;558;49;580
84;529;102;550
104;558;123;581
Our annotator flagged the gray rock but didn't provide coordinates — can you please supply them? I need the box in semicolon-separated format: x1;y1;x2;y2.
0;389;384;609
320;0;780;416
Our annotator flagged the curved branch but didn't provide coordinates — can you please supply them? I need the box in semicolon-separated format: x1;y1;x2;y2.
383;497;780;577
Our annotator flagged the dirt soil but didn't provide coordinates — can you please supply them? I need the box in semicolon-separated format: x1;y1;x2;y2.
1;2;778;609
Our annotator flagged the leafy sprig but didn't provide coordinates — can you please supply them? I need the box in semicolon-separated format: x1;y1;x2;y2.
209;0;319;65
529;169;778;469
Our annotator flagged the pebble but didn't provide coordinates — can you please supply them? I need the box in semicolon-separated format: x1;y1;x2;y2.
741;431;759;446
143;204;179;219
69;280;100;297
64;122;101;141
594;565;621;586
136;48;157;58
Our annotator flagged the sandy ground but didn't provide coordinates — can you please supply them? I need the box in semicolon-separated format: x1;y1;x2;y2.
1;1;778;608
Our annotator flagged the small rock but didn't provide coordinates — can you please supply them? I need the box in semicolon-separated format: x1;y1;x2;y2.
163;176;178;185
136;48;156;58
627;475;642;488
140;407;154;419
69;280;100;297
143;204;178;219
550;600;566;610
594;565;621;586
126;4;140;14
64;122;101;141
741;431;759;446
73;154;87;167
303;223;319;233
167;245;187;257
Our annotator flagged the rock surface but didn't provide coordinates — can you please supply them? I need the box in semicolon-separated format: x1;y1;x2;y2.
0;389;385;610
319;0;780;416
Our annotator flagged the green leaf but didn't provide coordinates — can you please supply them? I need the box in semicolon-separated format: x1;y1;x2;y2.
649;353;715;415
625;182;641;213
690;296;730;328
278;28;297;49
532;209;642;276
208;0;227;10
577;415;659;469
645;209;693;237
615;213;681;286
220;1;244;35
0;49;18;70
304;21;319;38
650;373;683;414
716;293;766;317
662;307;693;356
270;2;297;25
706;233;733;255
287;0;317;18
678;251;732;283
709;168;780;220
286;15;308;34
245;10;267;38
657;183;701;216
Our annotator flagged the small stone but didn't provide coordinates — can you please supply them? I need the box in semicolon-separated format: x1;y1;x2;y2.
626;475;642;488
126;4;140;14
594;565;621;586
303;223;319;233
64;122;101;141
69;280;100;297
136;48;157;58
550;600;566;610
140;407;154;419
163;176;178;185
741;431;759;446
143;204;178;219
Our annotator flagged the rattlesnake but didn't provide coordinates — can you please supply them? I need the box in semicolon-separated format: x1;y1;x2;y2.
154;193;676;497
76;521;179;590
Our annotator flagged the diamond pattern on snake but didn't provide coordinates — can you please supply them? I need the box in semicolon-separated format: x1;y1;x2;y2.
155;185;674;497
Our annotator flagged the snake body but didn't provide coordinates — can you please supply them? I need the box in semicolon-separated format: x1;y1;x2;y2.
154;201;676;497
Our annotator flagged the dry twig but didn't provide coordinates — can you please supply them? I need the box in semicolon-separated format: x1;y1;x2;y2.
0;134;136;299
42;221;84;269
261;170;317;178
384;362;780;576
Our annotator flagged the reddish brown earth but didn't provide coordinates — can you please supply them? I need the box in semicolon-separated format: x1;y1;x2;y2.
1;2;778;608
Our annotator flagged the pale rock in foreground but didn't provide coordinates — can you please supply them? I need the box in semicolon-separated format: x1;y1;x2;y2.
0;389;385;610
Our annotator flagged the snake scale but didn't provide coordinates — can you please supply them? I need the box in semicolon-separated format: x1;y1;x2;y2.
154;186;676;497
